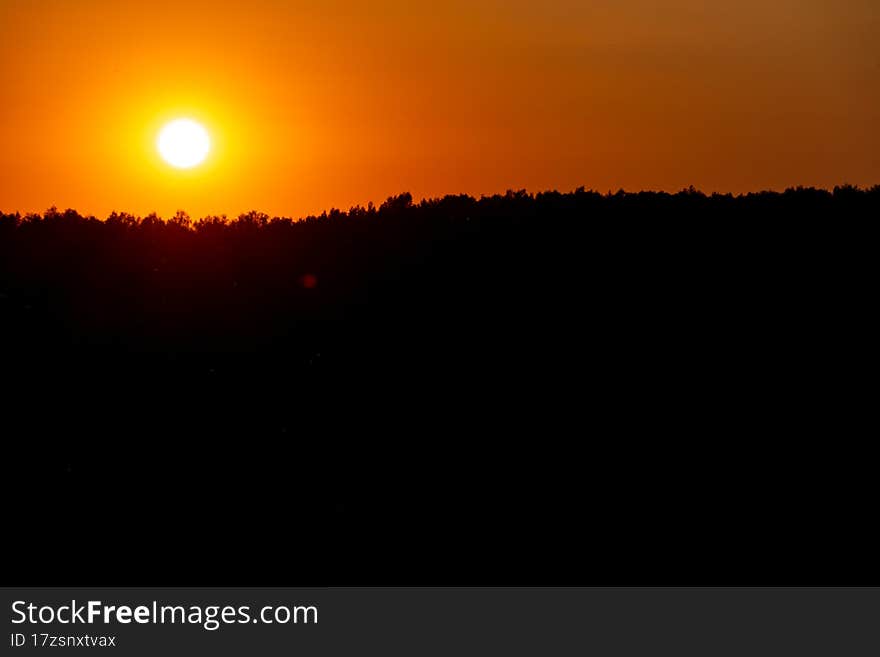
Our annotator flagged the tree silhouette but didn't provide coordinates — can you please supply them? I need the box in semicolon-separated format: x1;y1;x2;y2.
1;185;877;583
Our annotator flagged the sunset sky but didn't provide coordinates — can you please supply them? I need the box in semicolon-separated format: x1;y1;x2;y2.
1;0;877;218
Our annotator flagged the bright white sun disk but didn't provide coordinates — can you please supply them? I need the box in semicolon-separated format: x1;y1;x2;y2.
157;119;210;168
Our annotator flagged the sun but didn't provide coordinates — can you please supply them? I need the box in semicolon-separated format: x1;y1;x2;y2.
157;119;210;168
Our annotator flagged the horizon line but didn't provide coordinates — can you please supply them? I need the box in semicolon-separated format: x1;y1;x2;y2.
2;183;878;223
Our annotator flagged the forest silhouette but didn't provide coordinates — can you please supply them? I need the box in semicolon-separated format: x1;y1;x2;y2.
2;186;876;583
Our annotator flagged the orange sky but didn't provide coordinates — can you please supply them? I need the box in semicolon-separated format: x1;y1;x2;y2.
1;0;877;218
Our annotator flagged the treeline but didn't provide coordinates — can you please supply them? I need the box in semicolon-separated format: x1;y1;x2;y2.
2;184;878;230
1;183;875;415
1;184;875;358
2;185;877;582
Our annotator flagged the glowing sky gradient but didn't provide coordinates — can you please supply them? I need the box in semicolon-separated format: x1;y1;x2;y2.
1;0;877;218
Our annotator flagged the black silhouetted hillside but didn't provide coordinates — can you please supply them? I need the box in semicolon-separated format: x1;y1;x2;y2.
1;186;876;584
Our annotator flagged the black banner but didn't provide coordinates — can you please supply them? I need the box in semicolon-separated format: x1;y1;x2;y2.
3;588;877;655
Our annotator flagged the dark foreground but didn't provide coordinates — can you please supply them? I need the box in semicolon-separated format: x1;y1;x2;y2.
1;187;876;584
